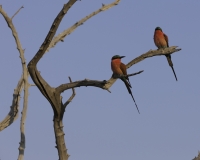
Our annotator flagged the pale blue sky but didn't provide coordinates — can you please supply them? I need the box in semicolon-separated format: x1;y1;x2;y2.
0;1;200;160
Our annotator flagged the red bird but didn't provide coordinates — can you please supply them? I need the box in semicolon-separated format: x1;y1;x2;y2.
111;55;140;114
154;27;178;81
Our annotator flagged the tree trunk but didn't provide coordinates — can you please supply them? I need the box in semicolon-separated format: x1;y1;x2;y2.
54;116;69;160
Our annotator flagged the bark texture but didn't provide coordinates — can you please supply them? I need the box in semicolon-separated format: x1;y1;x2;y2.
0;5;30;160
193;152;200;160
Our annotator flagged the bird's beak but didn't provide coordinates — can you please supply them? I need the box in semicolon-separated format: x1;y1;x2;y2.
120;56;125;59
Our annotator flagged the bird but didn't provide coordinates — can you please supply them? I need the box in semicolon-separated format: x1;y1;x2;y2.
111;55;140;114
154;26;178;81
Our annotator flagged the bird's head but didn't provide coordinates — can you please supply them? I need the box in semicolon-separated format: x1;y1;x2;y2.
111;55;125;60
155;26;162;31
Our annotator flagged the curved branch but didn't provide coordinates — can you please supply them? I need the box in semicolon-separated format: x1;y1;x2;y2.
56;70;144;93
28;0;122;117
0;6;28;132
126;46;181;69
0;5;30;160
28;1;78;117
55;46;181;94
56;79;108;93
104;46;181;89
63;77;76;108
60;77;76;120
0;6;25;57
46;0;121;53
27;1;78;159
56;46;181;94
0;75;23;131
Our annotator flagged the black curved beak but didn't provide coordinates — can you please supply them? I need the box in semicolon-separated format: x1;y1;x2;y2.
120;56;125;59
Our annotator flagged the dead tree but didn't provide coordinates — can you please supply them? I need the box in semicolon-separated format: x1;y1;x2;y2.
27;0;181;160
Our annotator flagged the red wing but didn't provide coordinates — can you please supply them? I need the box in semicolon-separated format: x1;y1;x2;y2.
120;63;127;75
164;33;169;47
120;63;132;87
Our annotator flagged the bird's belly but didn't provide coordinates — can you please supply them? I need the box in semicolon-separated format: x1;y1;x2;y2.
155;37;167;48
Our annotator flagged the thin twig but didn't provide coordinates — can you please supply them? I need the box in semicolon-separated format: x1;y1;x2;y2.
112;70;144;79
11;6;24;19
63;77;76;108
127;70;144;77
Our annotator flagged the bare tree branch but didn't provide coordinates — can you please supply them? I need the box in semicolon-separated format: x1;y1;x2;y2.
28;1;78;160
46;0;121;53
28;0;78;114
60;77;76;120
104;46;181;89
11;6;24;19
0;75;23;131
112;70;144;79
193;151;200;160
57;79;108;93
126;46;181;69
0;5;29;160
18;70;29;160
56;46;181;93
0;5;25;130
63;77;76;108
26;0;182;159
27;1;121;159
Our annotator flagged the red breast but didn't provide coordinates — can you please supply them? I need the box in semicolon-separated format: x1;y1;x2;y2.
154;30;167;48
111;59;123;74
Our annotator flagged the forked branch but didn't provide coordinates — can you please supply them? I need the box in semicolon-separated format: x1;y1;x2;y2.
27;1;78;160
28;1;78;116
0;5;30;160
46;0;121;53
63;77;76;108
27;0;181;160
60;77;76;120
27;1;121;159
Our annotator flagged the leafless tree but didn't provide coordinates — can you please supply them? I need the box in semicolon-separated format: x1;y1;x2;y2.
0;0;184;160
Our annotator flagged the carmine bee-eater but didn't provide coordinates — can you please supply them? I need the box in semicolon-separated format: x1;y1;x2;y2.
111;55;140;114
154;27;178;81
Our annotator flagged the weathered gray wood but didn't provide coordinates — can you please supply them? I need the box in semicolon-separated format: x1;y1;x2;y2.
0;5;29;160
193;152;200;160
